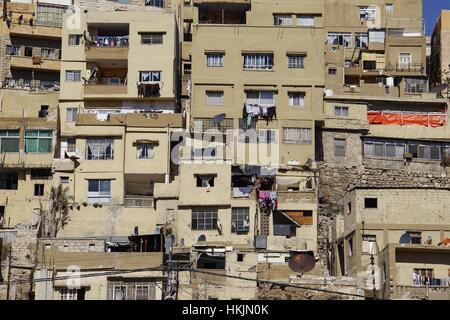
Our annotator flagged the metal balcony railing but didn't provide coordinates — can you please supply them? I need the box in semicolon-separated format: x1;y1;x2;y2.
90;36;129;47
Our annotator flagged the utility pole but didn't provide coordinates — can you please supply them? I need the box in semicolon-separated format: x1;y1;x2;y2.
164;233;176;300
6;245;12;300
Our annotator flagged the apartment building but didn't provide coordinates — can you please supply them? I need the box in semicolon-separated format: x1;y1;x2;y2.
430;10;450;88
53;10;180;238
331;188;450;299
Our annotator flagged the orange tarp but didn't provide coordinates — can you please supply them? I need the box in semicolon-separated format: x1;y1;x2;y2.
368;112;447;127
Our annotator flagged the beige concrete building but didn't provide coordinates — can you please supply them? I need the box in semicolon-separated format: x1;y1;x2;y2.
331;188;450;299
430;10;450;89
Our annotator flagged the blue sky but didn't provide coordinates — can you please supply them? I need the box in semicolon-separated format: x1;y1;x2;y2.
424;0;450;35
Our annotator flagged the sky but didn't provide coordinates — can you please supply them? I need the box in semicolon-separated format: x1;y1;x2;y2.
424;0;450;35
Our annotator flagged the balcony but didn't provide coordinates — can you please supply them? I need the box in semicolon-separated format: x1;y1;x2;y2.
197;2;250;25
2;79;60;92
124;195;154;208
10;56;60;71
9;22;62;39
85;36;129;61
83;77;128;96
385;63;425;76
52;158;75;172
394;285;450;300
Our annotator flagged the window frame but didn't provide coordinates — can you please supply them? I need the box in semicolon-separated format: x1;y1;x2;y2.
137;143;155;160
191;207;218;230
206;91;224;106
231;207;250;234
65;70;81;82
140;32;164;45
0;130;20;153
334;138;346;157
25;130;53;153
206;52;224;67
243;53;274;70
273;14;292;26
87;179;112;204
68;34;82;46
139;71;161;83
364;197;378;209
66;108;79;122
288;92;305;107
283;127;311;144
287;54;305;69
334;106;349;117
86;138;114;160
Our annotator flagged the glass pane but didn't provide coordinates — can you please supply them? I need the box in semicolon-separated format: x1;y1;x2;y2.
100;180;111;193
374;143;384;156
25;130;39;137
25;138;38;153
38;139;52;153
88;180;99;192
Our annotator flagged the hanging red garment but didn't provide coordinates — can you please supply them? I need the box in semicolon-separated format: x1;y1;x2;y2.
429;114;447;127
402;113;428;126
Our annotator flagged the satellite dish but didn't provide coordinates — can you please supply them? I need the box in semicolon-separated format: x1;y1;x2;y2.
198;234;206;242
430;84;448;93
288;253;316;273
211;113;226;125
399;233;411;244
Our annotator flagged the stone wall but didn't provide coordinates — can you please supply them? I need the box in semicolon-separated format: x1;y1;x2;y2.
38;238;105;253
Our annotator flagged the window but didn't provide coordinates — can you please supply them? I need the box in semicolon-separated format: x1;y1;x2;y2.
67;138;76;153
196;175;215;187
359;6;376;21
60;176;69;184
404;78;428;93
0;172;18;190
69;34;82;46
66;108;78;122
140;33;164;44
348;237;354;257
283;128;311;144
297;15;315;26
288;92;305;107
327;32;352;47
191;207;218;230
41;48;58;59
206;53;224;67
334;106;349;117
135;285;150;300
0;130;19;153
287;55;305;68
65;70;81;82
137;144;155;159
258;129;276;144
237;253;245;262
6;45;21;56
273;211;297;237
364;198;378;209
36;4;66;27
24;47;33;57
145;0;164;7
355;33;368;48
112;285;127;300
206;91;223;105
407;231;422;244
413;268;433;286
369;30;385;43
362;235;377;254
34;184;44;196
31;169;52;180
399;53;412;69
139;71;161;82
243;53;274;70
59;288;78;301
25;130;52;153
364;138;406;159
87;179;111;204
334;139;346;157
274;15;292;26
246;91;275;106
86;138;113;160
328;67;337;75
231;207;250;234
385;4;394;14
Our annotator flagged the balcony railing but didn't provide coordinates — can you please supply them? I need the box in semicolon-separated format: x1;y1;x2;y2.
90;36;129;47
2;79;60;91
84;77;127;86
124;195;154;208
385;63;425;73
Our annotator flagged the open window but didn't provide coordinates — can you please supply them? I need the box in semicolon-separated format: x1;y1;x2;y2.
197;252;225;269
273;210;302;237
196;174;215;188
